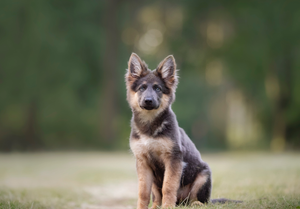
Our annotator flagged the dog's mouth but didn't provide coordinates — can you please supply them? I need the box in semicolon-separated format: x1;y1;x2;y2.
144;106;154;110
140;105;158;110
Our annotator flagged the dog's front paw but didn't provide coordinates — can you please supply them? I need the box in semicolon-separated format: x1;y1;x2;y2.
150;203;160;209
190;201;204;207
162;203;175;209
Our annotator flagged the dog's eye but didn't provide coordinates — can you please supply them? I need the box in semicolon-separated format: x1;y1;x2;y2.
139;86;146;92
155;87;161;92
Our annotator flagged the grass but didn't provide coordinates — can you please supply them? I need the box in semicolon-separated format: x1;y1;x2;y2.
0;152;299;209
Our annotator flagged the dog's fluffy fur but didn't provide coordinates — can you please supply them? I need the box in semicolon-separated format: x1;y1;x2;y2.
125;53;237;209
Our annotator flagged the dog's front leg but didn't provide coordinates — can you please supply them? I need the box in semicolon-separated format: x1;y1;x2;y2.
136;156;153;209
162;159;182;208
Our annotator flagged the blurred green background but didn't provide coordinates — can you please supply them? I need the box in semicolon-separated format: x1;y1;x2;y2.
1;0;300;152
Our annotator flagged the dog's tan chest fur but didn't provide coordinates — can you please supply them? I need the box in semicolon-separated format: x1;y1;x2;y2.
130;135;173;160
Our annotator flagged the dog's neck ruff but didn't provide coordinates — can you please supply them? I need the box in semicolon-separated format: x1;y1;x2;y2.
133;108;163;124
132;107;171;137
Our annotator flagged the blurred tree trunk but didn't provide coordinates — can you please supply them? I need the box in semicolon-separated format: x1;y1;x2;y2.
269;7;294;151
100;0;120;147
23;0;41;151
270;51;292;152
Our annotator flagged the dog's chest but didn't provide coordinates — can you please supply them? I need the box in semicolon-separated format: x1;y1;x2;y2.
130;135;173;159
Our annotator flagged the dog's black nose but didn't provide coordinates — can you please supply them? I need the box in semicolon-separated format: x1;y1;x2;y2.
144;98;153;105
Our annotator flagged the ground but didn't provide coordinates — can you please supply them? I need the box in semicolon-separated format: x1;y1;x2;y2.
0;152;299;209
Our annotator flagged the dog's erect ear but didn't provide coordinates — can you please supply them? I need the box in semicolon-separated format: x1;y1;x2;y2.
127;53;148;78
156;55;178;88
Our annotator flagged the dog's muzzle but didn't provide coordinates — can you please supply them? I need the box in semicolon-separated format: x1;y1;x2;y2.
141;98;157;110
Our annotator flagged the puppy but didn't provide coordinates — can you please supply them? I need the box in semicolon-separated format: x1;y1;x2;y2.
125;53;218;209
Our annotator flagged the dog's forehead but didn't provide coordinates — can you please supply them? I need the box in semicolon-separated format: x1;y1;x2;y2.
139;72;162;85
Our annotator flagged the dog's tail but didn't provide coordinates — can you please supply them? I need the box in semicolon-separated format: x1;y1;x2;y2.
211;198;242;204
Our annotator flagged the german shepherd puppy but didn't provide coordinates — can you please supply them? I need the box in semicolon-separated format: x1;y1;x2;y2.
125;53;233;209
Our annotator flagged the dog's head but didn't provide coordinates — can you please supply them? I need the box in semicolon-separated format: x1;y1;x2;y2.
125;53;178;113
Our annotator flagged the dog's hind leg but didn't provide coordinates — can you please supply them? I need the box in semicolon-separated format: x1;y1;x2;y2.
189;172;212;206
151;183;162;209
196;173;212;204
